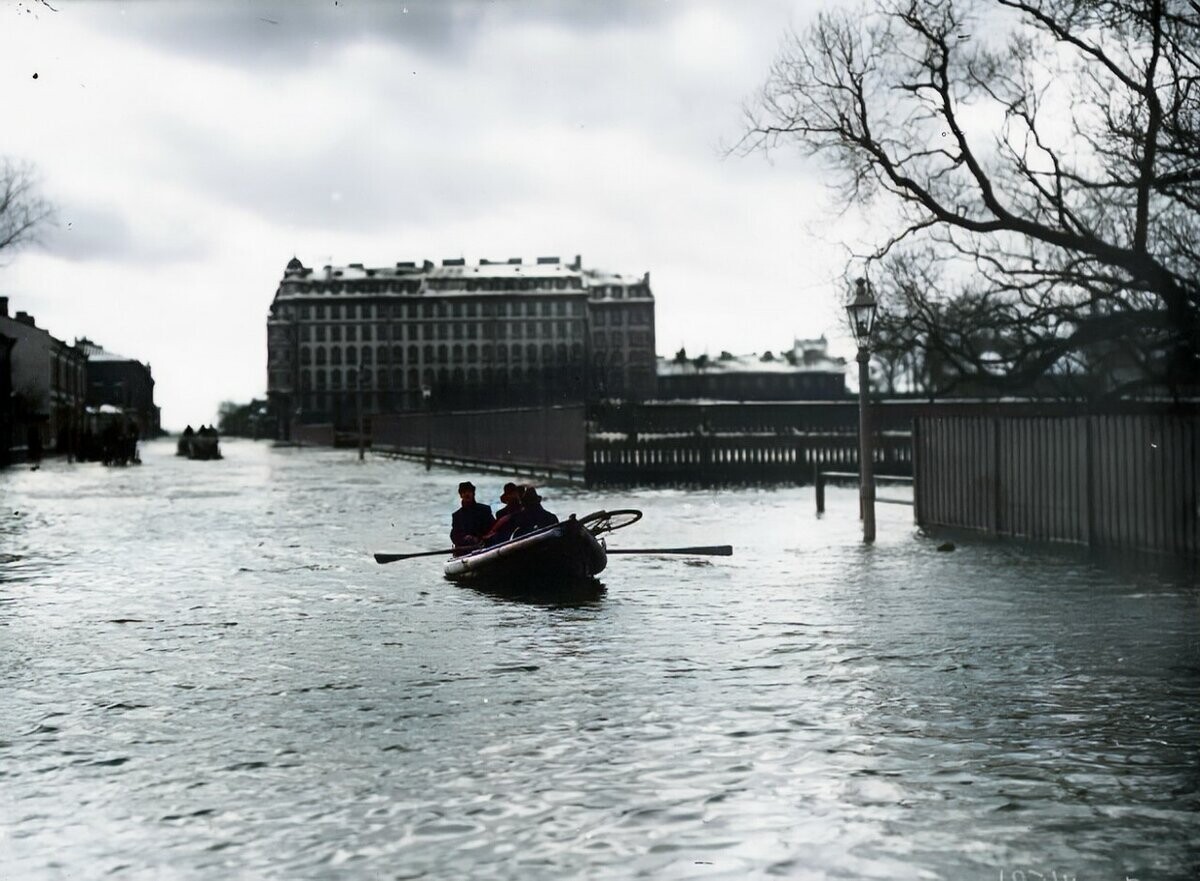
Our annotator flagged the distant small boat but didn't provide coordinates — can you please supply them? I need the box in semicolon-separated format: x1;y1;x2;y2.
443;515;607;583
177;432;222;460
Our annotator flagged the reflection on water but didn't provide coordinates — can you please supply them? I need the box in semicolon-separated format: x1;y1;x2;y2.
1;439;1197;880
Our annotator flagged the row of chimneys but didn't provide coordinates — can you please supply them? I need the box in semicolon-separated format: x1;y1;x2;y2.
0;296;37;328
322;255;586;278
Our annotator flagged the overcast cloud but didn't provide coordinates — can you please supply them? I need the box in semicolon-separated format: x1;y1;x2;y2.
2;0;867;428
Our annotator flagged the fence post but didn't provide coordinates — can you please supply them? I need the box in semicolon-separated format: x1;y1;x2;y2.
815;464;825;515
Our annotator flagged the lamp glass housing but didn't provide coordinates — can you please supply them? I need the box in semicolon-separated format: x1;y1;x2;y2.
846;278;878;347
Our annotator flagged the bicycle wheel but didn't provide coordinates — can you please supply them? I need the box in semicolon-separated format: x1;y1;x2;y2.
579;508;643;535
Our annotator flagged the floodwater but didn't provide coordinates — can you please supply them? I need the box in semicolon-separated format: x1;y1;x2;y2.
1;439;1197;880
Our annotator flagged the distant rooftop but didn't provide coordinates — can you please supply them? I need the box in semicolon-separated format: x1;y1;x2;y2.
75;337;137;363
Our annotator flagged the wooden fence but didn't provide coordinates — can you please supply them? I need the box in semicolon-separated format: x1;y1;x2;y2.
586;431;912;486
914;411;1198;556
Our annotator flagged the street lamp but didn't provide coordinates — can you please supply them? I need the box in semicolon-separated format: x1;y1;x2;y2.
846;277;879;543
422;385;432;471
355;360;365;462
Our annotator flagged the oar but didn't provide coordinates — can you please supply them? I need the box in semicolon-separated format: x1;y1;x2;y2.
374;546;478;564
606;545;733;556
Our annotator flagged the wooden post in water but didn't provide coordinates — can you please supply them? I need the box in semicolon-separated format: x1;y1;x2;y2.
815;464;825;515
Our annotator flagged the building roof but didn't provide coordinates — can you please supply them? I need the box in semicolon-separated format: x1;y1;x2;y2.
657;351;846;376
74;337;139;363
278;254;649;292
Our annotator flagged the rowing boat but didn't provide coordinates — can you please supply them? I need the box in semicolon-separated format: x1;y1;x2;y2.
443;514;607;583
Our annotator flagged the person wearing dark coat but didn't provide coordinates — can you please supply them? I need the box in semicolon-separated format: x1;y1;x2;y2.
507;486;558;538
450;480;494;549
481;482;524;547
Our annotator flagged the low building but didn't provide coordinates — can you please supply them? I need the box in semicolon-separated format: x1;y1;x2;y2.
74;338;162;438
656;337;848;401
0;297;88;457
266;254;656;436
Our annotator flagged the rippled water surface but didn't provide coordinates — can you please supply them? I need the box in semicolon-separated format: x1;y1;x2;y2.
2;439;1197;879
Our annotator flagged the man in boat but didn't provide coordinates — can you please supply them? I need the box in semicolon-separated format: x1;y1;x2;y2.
450;480;495;550
507;486;559;538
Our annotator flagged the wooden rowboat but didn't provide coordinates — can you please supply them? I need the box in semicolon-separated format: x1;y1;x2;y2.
443;514;607;583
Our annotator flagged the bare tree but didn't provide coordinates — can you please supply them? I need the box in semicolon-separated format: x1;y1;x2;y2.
741;0;1199;399
0;159;54;262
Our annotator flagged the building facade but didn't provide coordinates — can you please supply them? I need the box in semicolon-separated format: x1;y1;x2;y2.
656;337;848;401
0;298;88;456
266;255;656;435
74;338;162;438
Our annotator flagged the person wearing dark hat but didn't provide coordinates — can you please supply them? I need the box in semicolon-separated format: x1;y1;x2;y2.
450;480;494;550
508;485;558;538
495;482;522;521
480;482;524;547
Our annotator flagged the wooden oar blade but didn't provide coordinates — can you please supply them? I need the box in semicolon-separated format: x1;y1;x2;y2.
607;545;733;556
374;548;457;564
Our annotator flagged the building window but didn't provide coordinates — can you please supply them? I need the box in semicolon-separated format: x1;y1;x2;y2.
316;305;326;320
392;345;403;363
437;344;448;363
452;344;463;363
316;346;327;365
466;343;477;362
424;344;434;363
452;324;463;340
301;348;311;365
482;343;493;362
346;345;357;365
347;325;357;342
331;325;342;342
393;368;403;389
362;324;372;342
362;347;373;365
316;369;327;389
423;325;434;341
301;325;312;342
316;326;326;342
496;344;508;362
331;348;342;366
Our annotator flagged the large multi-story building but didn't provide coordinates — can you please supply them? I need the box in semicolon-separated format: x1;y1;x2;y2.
266;254;656;435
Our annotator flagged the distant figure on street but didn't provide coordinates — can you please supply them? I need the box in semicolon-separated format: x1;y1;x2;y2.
450;481;494;550
481;482;524;547
508;486;558;538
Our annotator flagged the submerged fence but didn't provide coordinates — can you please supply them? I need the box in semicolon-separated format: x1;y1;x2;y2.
914;408;1199;556
585;431;911;486
372;405;587;479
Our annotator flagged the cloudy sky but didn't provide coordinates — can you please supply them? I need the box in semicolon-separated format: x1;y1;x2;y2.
2;0;868;429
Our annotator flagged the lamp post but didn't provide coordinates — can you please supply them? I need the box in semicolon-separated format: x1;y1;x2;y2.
846;277;879;543
422;385;432;471
355;361;365;462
